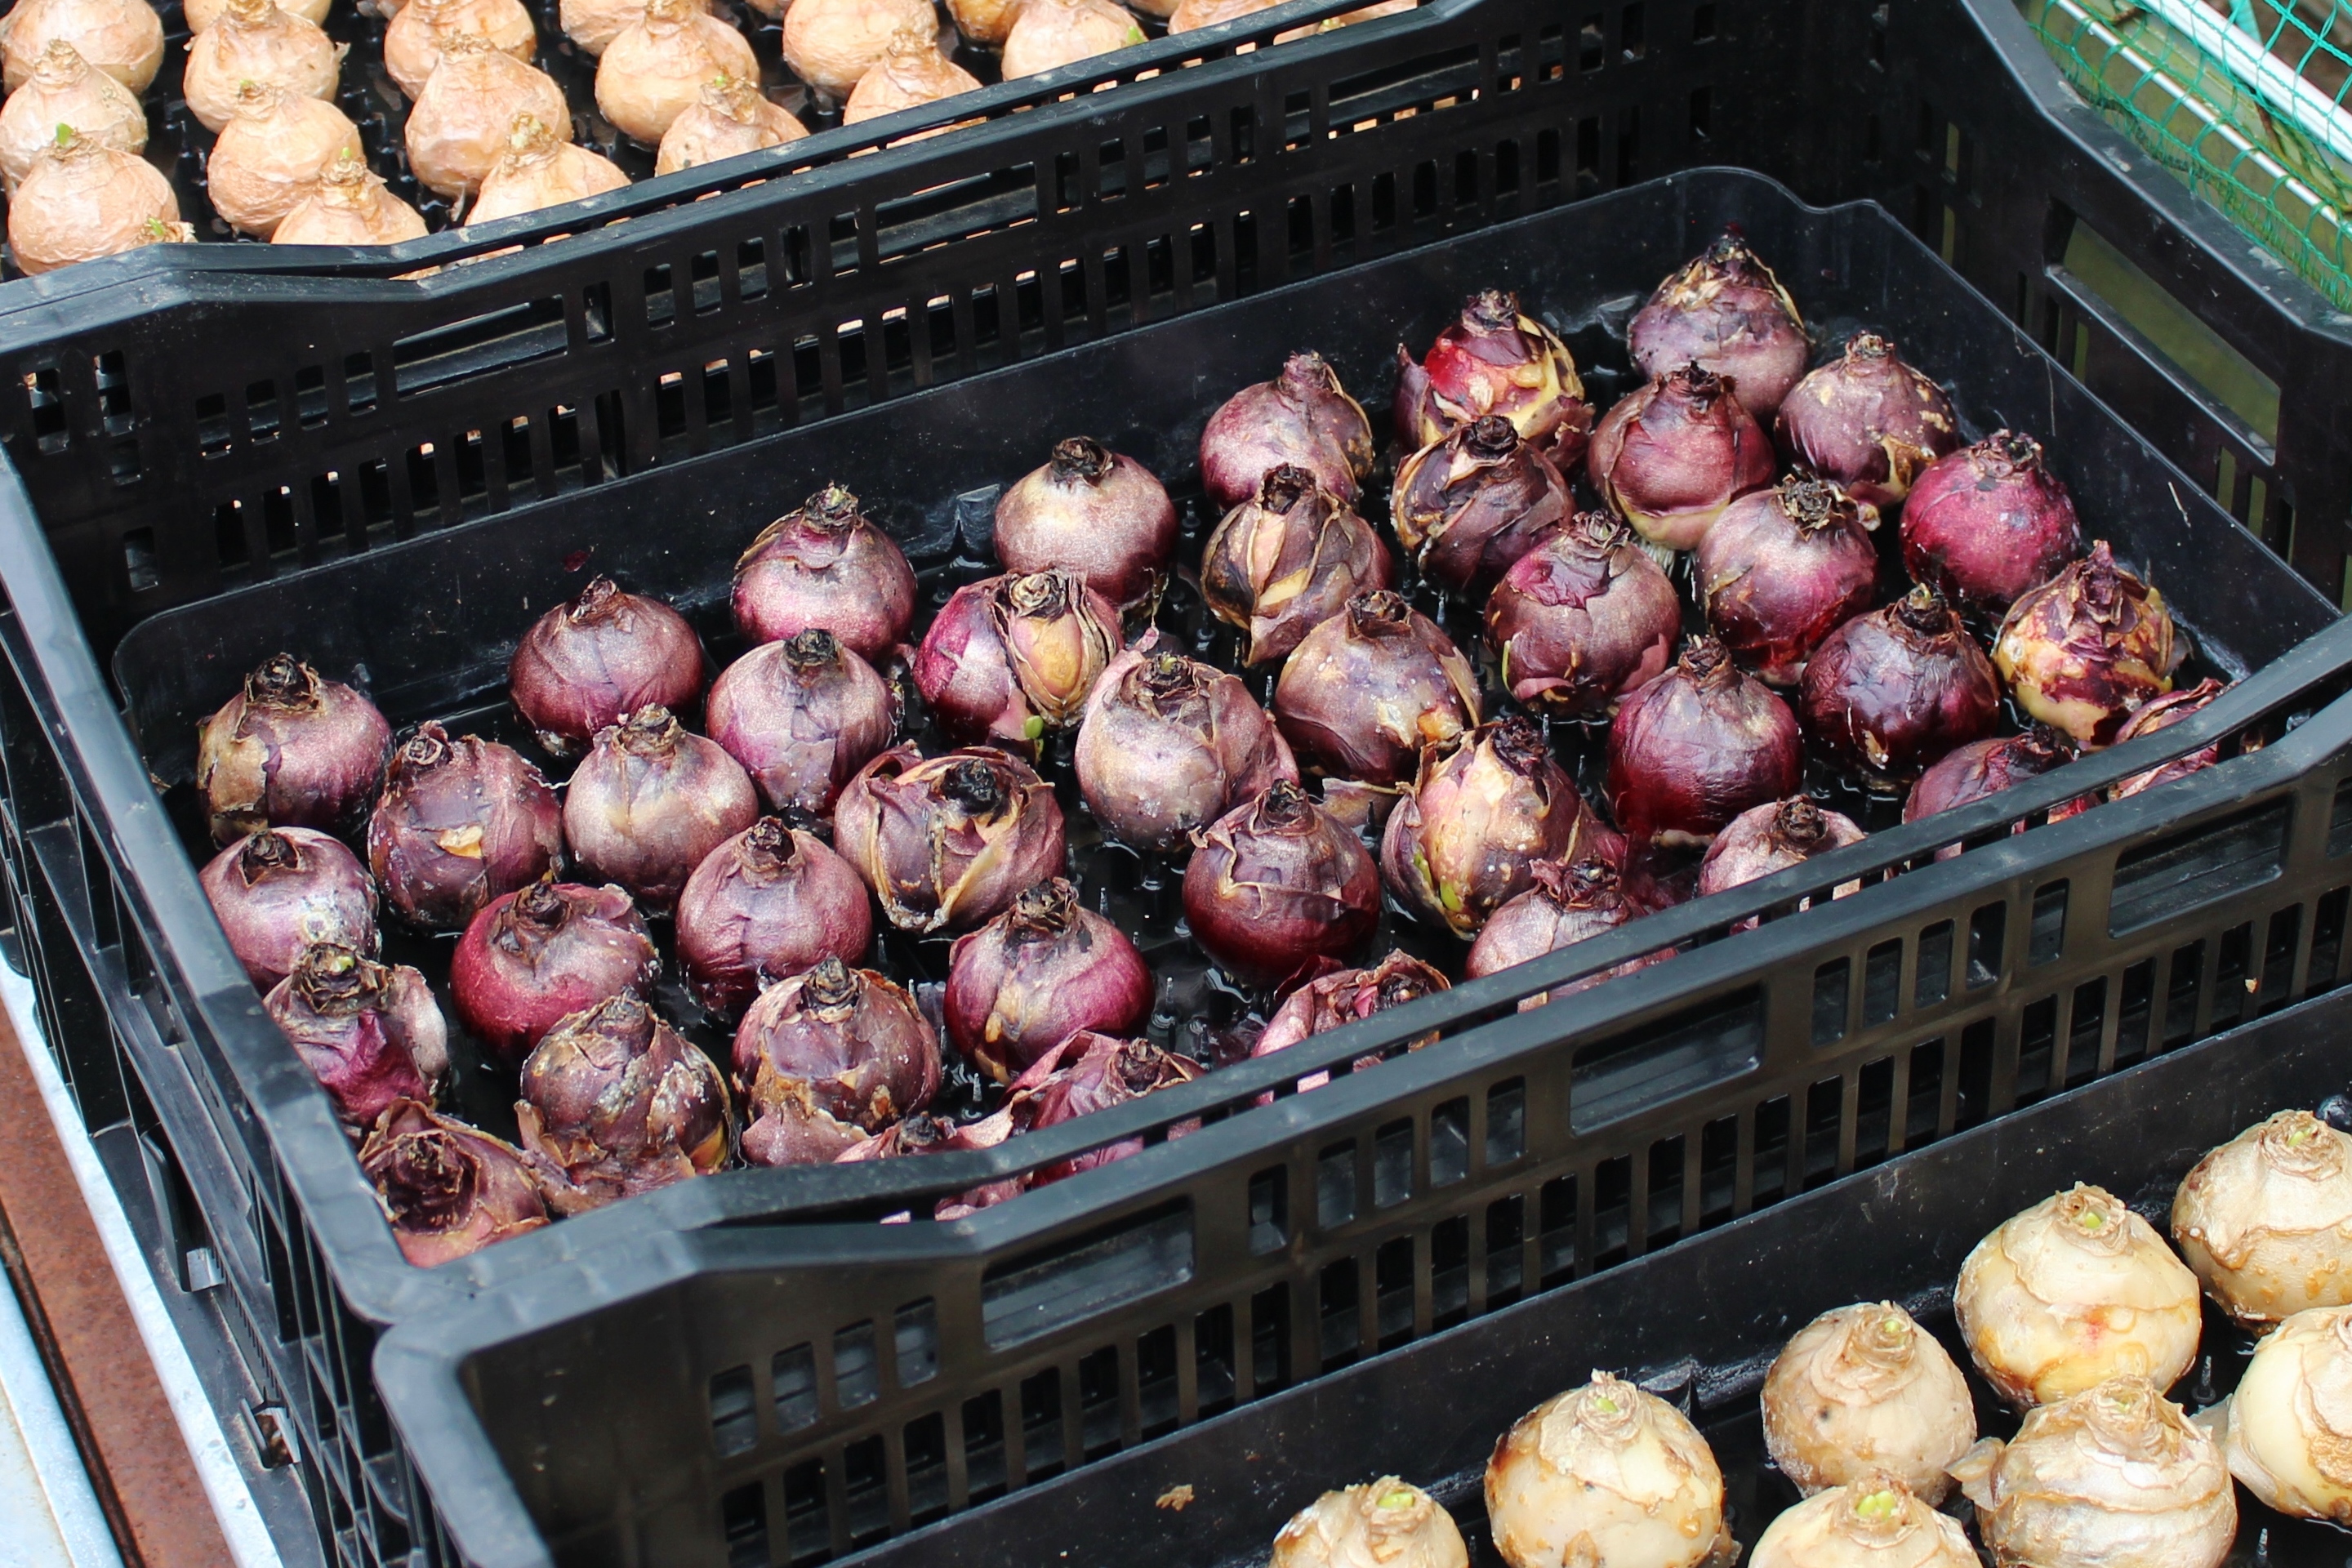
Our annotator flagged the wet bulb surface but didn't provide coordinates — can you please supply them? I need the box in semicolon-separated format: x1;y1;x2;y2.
153;305;2229;1175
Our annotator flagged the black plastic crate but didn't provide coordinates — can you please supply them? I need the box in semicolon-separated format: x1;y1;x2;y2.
0;0;2348;1562
11;156;2352;1568
372;983;2352;1568
7;0;2350;666
0;0;1395;278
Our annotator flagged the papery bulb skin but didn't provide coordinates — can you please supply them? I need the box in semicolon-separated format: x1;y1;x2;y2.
732;957;939;1163
1776;335;1960;509
1250;951;1449;1091
562;707;760;910
737;1058;871;1168
449;879;659;1062
1199;351;1377;512
1696;795;1866;898
1628;232;1811;421
1392;291;1593;473
1391;415;1571;595
655;72;808;174
2172;1110;2352;1326
564;0;706;55
1182;781;1379;986
1010;1030;1202;1183
944;878;1151;1083
595;0;759;145
7;127;189;273
1954;1183;2202;1408
382;0;532;98
1381;718;1606;937
515;994;730;1211
273;148;428;246
994;437;1179;612
507;577;704;756
0;0;165;92
368;724;564;931
197;653;392;842
180;0;341;134
1588;364;1775;553
1800;586;2001;785
1200;465;1394;666
842;24;982;126
1607;635;1802;846
1271;1478;1469;1568
835;745;1067;935
732;485;920;661
0;41;145;194
997;0;1144;78
675;819;873;1017
2219;1305;2352;1522
1760;1303;1976;1503
2108;677;2228;801
197;79;360;238
1485;511;1681;719
706;630;896;814
480;120;648;217
1949;1376;2234;1568
915;570;1121;752
1273;592;1480;786
1695;476;1880;685
265;943;450;1130
1485;1371;1733;1568
1465;858;1662;1003
201;828;380;990
1993;541;2180;748
1749;1476;1979;1568
1074;635;1298;853
359;1100;548;1266
404;35;571;198
1901;430;2084;611
778;0;931;95
1904;727;2072;822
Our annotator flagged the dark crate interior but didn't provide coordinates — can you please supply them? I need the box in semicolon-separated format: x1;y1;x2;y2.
109;167;2333;1198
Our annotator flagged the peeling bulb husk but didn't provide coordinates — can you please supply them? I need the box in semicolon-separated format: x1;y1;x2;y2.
1954;1183;2202;1408
1272;1477;1469;1568
1760;1303;1976;1503
2172;1110;2352;1326
1485;1371;1733;1568
1950;1376;2234;1568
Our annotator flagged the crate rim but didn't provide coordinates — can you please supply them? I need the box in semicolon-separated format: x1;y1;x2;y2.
3;162;2344;1328
371;965;2352;1568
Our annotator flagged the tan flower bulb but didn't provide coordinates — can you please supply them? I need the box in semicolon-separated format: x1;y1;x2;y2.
2216;1304;2352;1523
205;79;363;238
1485;1372;1735;1568
0;39;143;194
405;29;572;198
655;74;808;176
1749;1475;1977;1568
2173;1108;2352;1326
1948;1375;2234;1568
1953;1183;2200;1407
274;149;430;246
1760;1301;1976;1503
180;0;345;133
1271;1478;1468;1568
467;111;628;226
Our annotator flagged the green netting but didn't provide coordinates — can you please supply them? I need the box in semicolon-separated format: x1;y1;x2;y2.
2022;0;2352;311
